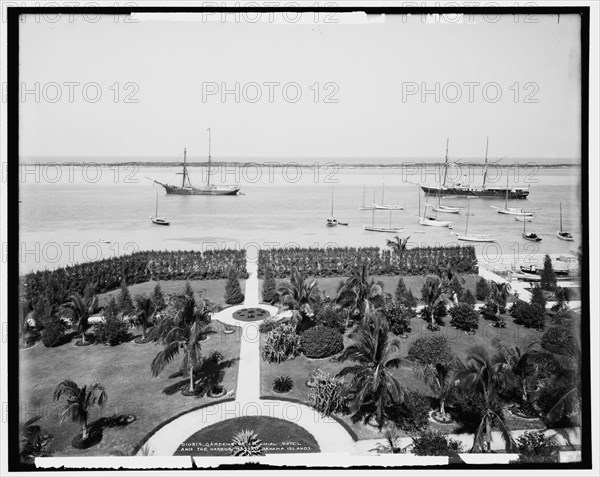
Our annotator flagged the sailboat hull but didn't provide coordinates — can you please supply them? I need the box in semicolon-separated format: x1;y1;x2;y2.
491;206;534;216
158;182;240;195
452;233;495;242
364;225;404;233
556;231;574;241
419;218;453;228
373;204;404;210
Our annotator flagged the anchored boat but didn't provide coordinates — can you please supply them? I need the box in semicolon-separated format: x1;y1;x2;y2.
150;128;240;196
556;202;574;241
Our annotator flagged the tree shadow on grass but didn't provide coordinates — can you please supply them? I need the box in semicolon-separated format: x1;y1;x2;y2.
161;356;239;397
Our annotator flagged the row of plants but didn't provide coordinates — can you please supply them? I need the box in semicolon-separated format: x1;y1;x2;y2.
22;249;248;312
257;244;478;279
19;268;248;349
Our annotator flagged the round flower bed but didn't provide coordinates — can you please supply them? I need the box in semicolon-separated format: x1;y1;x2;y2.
222;326;236;334
181;385;204;397
429;410;454;424
232;308;270;322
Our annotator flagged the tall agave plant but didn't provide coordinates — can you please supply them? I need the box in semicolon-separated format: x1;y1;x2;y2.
231;429;265;457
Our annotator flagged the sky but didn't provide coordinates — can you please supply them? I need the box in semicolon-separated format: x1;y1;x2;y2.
18;11;581;162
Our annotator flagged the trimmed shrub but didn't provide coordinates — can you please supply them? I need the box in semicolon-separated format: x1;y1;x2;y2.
541;326;577;356
449;303;479;331
462;289;476;306
407;335;453;366
300;325;344;359
383;300;414;336
40;317;67;348
315;303;346;334
512;300;545;329
262;268;278;303
476;277;490;301
117;280;134;316
395;277;417;307
387;392;431;433
411;430;464;456
307;369;348;416
262;324;301;363
273;375;294;393
225;268;245;305
94;314;130;346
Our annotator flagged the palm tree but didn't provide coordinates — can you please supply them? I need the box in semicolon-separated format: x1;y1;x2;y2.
62;291;98;344
336;263;384;326
455;346;515;453
133;294;156;341
277;268;319;319
231;429;265;456
337;313;406;429
419;362;455;418
150;295;212;393
386;235;410;263
53;380;107;441
420;275;450;331
493;339;542;404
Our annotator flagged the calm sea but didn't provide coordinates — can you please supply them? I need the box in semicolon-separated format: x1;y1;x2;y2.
18;164;582;274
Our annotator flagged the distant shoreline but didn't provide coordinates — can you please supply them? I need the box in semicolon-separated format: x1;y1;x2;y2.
18;161;580;169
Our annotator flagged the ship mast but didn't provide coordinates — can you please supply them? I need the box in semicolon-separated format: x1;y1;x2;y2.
442;137;449;189
207;127;212;188
181;148;190;188
482;137;489;189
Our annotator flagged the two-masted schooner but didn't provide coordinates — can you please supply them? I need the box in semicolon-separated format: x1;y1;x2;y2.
151;128;240;196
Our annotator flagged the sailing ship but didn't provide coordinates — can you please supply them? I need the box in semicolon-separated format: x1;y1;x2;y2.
491;173;534;216
373;180;404;210
358;185;377;210
556;202;574;241
364;209;403;233
452;202;495;242
150;192;171;226
421;138;530;199
150;128;240;196
521;209;541;242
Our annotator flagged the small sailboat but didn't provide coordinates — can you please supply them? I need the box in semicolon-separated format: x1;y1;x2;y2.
514;215;533;222
491;173;534;217
521;209;541;242
358;185;376;210
556;202;574;241
150;192;171;226
418;187;453;228
326;188;348;226
364;208;403;233
452;202;496;242
373;180;404;210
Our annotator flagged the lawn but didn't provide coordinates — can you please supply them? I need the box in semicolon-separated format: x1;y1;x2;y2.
97;279;246;309
19;320;242;457
259;310;548;441
174;416;320;455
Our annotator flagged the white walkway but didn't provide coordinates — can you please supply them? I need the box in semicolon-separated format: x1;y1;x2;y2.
140;255;358;457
